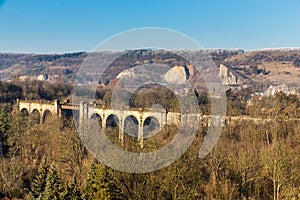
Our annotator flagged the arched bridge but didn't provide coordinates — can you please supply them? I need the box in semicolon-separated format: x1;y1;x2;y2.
17;100;188;147
17;99;178;125
22;99;278;148
16;99;300;148
18;99;60;124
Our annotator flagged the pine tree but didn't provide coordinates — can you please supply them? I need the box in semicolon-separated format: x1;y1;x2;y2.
262;67;270;75
62;176;82;200
82;160;97;199
252;65;260;74
94;165;120;200
30;156;50;199
82;160;121;200
0;108;9;156
42;164;63;200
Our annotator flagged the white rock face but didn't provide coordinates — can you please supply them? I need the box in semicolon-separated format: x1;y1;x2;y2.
264;84;297;96
115;65;188;86
116;69;135;79
164;66;187;84
37;74;48;81
219;64;238;85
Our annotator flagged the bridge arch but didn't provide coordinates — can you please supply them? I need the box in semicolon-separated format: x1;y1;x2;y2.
124;115;139;137
32;109;41;124
106;114;120;129
42;110;52;123
90;113;102;128
21;108;29;117
143;116;160;138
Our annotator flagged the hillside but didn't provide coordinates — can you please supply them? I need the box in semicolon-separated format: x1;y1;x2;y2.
0;52;87;81
223;48;300;87
1;49;300;91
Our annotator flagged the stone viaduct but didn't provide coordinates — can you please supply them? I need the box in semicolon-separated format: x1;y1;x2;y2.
18;100;186;147
18;99;61;124
18;99;275;147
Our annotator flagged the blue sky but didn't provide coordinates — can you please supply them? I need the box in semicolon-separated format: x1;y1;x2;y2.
0;0;300;53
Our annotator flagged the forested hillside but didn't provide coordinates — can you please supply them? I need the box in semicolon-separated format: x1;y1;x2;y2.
0;80;299;199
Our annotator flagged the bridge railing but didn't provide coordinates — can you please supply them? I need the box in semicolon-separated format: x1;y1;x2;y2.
18;99;56;105
18;99;202;114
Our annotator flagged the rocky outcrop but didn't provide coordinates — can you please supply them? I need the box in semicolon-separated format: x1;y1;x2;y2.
264;84;297;96
116;69;135;79
115;65;189;86
164;66;188;84
187;64;194;78
219;64;238;85
37;74;49;81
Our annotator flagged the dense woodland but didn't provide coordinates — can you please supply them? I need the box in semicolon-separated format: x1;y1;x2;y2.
0;80;299;199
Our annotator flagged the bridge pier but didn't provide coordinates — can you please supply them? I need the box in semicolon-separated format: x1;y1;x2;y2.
138;122;144;148
118;120;124;145
40;114;43;124
79;101;85;136
101;117;106;133
79;101;92;137
54;99;61;117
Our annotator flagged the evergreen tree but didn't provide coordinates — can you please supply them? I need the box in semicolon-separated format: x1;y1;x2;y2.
42;165;63;200
82;160;97;199
262;67;270;75
252;65;261;74
30;156;50;199
82;160;121;200
0;108;9;155
62;176;82;200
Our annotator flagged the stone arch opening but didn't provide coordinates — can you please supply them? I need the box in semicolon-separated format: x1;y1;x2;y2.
124;115;139;137
90;113;102;128
42;110;52;123
105;114;120;143
21;108;29;117
143;116;160;138
32;109;41;124
106;114;119;130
